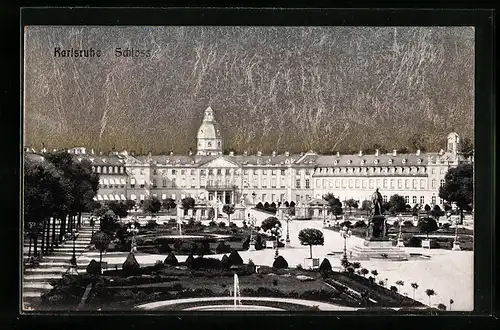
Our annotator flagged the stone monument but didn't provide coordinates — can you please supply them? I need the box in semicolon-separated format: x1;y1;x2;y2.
349;189;410;261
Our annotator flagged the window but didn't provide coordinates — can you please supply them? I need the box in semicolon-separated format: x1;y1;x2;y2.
323;179;327;188
109;166;113;173
200;169;206;176
281;169;286;175
152;179;157;188
271;194;276;201
405;180;409;189
281;177;286;188
153;169;158;175
305;195;310;201
172;169;176;175
440;198;444;205
271;177;277;188
397;180;402;189
404;196;409;203
335;179;340;188
262;194;267;201
431;168;435;174
253;179;258;188
383;179;388;188
390;180;395;188
431;196;436;204
192;178;196;188
208;169;213;175
218;141;221;148
440;179;445;187
217;169;222;175
243;169;248;175
180;169;185;175
140;182;145;189
316;179;321;187
342;179;347;188
413;179;417;189
96;166;101;173
262;179;267;188
305;169;310;175
305;179;310;189
420;180;425;189
226;169;230;175
208;142;212;147
349;179;353;188
440;168;446;174
172;178;176;187
296;179;301;188
420;196;425;204
271;170;277;175
369;179;374;189
296;195;300;202
130;182;135;189
162;179;167;187
140;168;144;175
383;195;388;203
280;194;285;201
103;167;107;174
201;209;206;217
330;179;334;188
191;169;195;175
120;167;124;174
413;196;417;204
355;179;360;188
432;179;436;189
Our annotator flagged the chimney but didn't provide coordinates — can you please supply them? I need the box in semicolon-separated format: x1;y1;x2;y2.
229;151;234;156
243;151;248;156
416;149;420;156
392;149;397;156
284;151;290;157
358;150;363;156
188;150;193;156
170;151;174;156
272;150;276;157
439;149;444;155
257;151;262;157
375;149;379;156
336;152;340;157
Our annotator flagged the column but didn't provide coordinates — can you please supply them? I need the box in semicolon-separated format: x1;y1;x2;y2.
223;191;226;204
231;191;235;204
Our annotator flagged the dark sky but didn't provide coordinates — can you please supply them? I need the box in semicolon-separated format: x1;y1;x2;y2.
24;26;474;154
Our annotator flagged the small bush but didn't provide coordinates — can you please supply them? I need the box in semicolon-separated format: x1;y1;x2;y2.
164;252;178;266
229;222;237;228
215;241;231;254
273;256;288;269
221;255;231;269
218;222;226;228
296;263;303;270
86;259;101;275
209;220;217;227
248;259;255;267
191;257;223;269
339;220;352;228
442;223;451;229
228;250;244;265
318;258;332;273
403;220;414;227
390;286;398;292
145;220;158;229
353;220;367;228
407;236;422;247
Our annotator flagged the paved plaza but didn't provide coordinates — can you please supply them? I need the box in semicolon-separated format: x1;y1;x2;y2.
75;220;473;311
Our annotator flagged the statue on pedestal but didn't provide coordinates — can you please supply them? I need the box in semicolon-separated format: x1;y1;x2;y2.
370;188;383;217
367;188;388;240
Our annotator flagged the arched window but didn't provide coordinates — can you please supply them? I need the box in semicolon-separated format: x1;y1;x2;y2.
208;141;212;147
432;179;436;189
96;166;101;173
218;141;221;148
440;179;445;187
114;166;118;173
103;166;107;174
108;166;113;173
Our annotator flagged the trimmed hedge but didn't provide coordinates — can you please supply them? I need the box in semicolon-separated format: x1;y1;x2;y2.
164;252;178;266
273;256;289;269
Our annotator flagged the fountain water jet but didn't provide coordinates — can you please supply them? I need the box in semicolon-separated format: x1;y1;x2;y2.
234;274;241;306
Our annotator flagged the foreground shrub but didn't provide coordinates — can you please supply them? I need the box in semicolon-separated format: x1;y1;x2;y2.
442;223;451;229
339;220;352;228
273;256;288;269
218;222;226;228
221;255;231;269
185;253;194;268
191;257;223;269
208;220;217;227
122;253;140;273
158;242;172;254
86;259;101;275
145;220;158;229
353;220;367;228
164;252;178;266
215;241;231;254
319;258;332;273
403;220;414;227
228;250;243;265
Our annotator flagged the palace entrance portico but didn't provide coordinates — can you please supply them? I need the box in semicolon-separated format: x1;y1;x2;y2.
206;184;236;205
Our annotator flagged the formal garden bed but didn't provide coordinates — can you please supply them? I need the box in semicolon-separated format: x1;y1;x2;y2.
39;250;425;311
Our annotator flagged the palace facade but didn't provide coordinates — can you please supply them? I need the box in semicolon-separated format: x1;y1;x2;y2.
26;106;473;211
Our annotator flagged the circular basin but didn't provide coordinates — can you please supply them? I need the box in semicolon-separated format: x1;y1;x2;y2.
183;305;283;311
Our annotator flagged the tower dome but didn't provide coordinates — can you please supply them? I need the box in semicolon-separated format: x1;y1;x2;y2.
197;106;223;156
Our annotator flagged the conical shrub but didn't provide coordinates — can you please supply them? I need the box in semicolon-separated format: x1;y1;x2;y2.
122;252;140;273
273;256;288;269
221;254;231;269
164;252;178;266
86;259;101;275
228;250;243;265
185;253;194;269
319;258;332;273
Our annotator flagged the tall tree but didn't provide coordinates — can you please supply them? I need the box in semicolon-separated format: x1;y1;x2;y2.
261;217;281;231
162;198;176;212
222;204;235;225
418;217;438;238
323;194;343;219
361;200;372;216
345;198;359;216
142;196;162;217
388;194;406;214
459;137;474;158
439;163;473;223
181;197;196;216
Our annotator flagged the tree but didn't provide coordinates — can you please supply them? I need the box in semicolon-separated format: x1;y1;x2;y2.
99;210;120;236
418;217;438;238
181;197;196;216
298;228;324;259
449;298;454;311
261;217;281;231
371;269;379;280
439;163;473;223
222;204;235;225
345;199;359;216
361;200;372;216
125;199;136;211
360;268;369;277
424;204;431;214
142;196;162;217
437;303;447;311
323;194;343;219
256;202;264;209
411;282;419;300
388;194;406;214
425;289;436;306
319;258;332;274
459;137;474;158
107;201;128;218
430;205;444;221
91;231;111;267
390;286;398;292
162;198;176;212
395;280;405;293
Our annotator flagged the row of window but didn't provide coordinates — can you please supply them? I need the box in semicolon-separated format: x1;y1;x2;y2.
313;179;445;190
315;166;429;175
93;165;125;174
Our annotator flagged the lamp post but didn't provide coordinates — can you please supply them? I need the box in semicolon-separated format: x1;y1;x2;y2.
248;216;257;251
397;213;405;247
252;192;256;205
127;224;139;253
68;228;79;275
285;215;291;247
339;226;352;270
452;216;461;251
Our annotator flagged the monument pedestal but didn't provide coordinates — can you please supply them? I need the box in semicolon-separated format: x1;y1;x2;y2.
452;240;461;251
349;238;410;261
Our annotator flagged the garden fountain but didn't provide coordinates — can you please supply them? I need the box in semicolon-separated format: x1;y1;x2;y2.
233;274;241;307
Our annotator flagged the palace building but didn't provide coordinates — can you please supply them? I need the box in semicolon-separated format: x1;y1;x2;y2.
26;106;473;212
